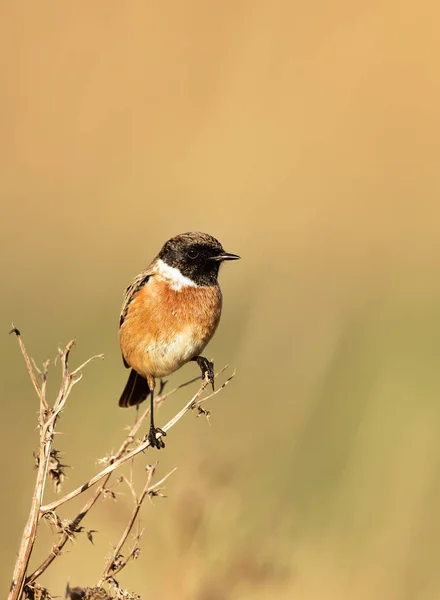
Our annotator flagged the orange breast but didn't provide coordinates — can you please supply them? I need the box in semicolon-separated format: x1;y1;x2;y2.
119;278;222;379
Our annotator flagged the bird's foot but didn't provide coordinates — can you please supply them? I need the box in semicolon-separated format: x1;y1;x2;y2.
147;425;166;449
194;356;215;391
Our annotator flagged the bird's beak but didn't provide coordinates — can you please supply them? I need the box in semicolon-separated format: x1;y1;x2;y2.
210;252;241;261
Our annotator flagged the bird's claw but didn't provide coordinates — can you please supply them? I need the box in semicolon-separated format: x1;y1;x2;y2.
147;425;166;449
196;357;215;391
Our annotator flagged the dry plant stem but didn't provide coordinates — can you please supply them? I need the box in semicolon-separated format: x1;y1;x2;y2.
97;467;176;586
8;334;78;600
25;475;109;586
25;377;201;586
9;326;48;413
40;367;234;514
9;326;234;597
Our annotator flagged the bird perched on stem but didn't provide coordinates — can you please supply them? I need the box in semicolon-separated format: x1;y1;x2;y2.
118;231;240;449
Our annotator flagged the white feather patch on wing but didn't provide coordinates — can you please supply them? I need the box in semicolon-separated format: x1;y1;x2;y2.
155;259;198;291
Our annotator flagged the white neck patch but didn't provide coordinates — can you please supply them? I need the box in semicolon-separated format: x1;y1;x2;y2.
156;259;198;291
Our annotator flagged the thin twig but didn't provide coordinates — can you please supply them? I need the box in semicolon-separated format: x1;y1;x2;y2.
70;354;105;377
9;326;47;411
26;473;112;586
40;369;234;514
97;466;176;586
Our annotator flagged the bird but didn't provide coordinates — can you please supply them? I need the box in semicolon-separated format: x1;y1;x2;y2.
118;231;240;449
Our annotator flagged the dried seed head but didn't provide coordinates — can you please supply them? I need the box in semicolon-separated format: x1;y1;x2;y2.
24;583;52;600
65;584;112;600
34;449;68;493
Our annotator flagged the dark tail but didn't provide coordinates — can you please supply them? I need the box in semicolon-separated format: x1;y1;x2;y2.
119;369;150;408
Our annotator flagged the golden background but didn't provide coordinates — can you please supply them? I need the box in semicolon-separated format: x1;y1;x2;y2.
2;1;440;598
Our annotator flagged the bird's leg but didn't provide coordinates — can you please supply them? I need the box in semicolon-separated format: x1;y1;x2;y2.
192;356;215;391
147;387;166;449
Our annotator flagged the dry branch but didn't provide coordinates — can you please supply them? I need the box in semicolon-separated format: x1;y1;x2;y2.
40;366;234;515
25;377;202;587
8;332;82;600
97;465;176;586
8;329;234;600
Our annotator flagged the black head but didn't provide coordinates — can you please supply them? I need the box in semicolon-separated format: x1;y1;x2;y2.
158;232;240;286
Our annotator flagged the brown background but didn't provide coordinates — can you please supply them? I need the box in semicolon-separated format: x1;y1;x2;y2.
2;1;440;598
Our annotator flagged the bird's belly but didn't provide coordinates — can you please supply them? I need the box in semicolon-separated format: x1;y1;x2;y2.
139;326;206;378
119;279;222;380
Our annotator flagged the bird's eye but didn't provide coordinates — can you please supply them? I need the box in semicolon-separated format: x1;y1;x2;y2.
187;248;199;259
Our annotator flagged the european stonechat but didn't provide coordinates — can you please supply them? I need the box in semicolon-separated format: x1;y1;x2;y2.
118;231;240;449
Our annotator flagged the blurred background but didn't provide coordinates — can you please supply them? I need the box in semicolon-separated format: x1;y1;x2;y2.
2;0;440;598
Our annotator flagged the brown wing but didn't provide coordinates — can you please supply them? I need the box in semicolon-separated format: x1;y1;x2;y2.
119;263;156;367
